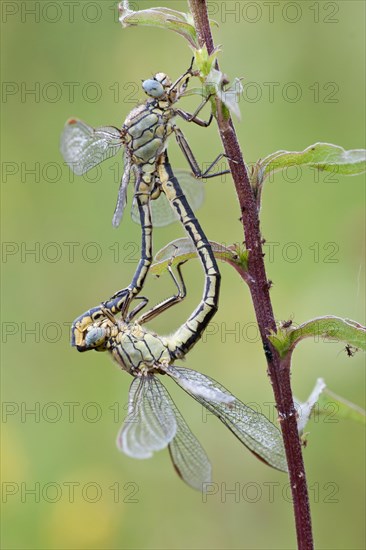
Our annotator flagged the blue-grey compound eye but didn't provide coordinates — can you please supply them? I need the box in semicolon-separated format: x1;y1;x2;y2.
142;79;164;98
85;327;106;348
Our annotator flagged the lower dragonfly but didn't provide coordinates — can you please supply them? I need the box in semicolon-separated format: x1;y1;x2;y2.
73;257;287;490
61;61;228;316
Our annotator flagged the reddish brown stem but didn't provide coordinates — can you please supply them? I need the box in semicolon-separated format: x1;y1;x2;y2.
188;1;314;548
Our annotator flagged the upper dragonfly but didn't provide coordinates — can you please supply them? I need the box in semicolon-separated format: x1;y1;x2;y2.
60;61;228;314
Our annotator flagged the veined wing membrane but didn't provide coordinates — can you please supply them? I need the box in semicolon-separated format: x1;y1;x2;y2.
60;118;124;175
117;375;177;459
167;393;212;491
167;366;288;472
131;169;205;227
112;152;131;227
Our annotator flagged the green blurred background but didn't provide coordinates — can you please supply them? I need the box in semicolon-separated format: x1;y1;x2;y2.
1;1;365;548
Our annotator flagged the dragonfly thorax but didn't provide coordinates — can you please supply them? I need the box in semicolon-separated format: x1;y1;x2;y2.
112;322;172;374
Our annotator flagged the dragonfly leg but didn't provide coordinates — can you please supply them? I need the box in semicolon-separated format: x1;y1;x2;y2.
174;127;230;179
200;153;230;178
168;57;195;97
126;296;149;322
175;94;214;128
101;295;149;323
100;305;117;324
137;262;187;325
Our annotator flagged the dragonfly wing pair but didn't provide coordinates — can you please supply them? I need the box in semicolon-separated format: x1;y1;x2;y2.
61;118;131;227
118;374;211;491
117;365;287;491
61;118;124;175
119;375;177;459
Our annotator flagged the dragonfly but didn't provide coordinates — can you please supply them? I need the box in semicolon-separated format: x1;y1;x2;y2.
60;61;228;316
72;260;287;491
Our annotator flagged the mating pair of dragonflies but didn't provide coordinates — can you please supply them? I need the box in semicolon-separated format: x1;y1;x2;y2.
61;61;286;490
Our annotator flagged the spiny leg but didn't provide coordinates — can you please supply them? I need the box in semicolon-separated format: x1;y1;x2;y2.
136;262;187;325
168;60;194;95
171;58;215;127
126;296;150;321
174;127;230;179
175;93;214;128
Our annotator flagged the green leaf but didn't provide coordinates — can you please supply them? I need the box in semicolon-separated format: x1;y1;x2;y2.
204;68;242;120
295;378;366;436
217;77;243;120
193;46;220;77
269;316;366;357
118;1;199;48
253;142;366;188
318;389;366;425
190;50;243;120
151;238;240;276
235;245;249;271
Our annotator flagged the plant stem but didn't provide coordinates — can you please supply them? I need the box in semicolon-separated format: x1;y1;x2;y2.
188;1;314;548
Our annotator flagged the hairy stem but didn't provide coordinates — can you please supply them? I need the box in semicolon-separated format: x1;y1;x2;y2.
188;1;314;548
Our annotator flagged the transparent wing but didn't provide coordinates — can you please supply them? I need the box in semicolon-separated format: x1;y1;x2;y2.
131;169;205;227
168;398;212;491
60;118;124;175
117;375;177;459
112;152;131;227
166;366;288;472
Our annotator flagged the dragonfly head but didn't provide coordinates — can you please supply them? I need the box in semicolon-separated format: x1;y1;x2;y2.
142;72;189;104
71;308;110;352
142;73;172;101
84;325;108;349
